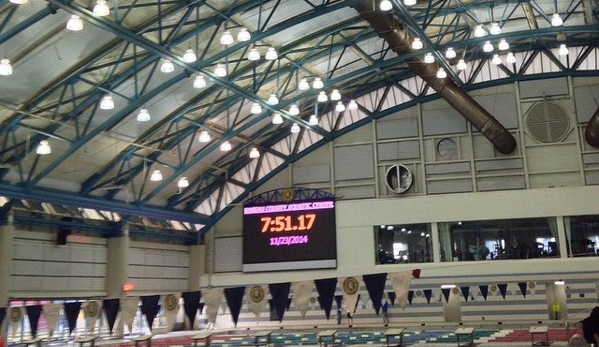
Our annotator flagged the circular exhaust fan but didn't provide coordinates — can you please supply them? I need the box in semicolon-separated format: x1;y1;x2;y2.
524;100;570;143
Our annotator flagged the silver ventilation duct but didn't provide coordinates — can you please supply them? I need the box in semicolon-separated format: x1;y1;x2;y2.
585;108;599;147
353;1;517;154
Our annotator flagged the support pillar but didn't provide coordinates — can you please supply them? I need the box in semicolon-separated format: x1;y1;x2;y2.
188;245;205;291
0;218;15;307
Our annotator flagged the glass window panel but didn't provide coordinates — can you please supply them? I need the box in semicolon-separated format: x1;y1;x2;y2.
564;214;599;257
438;217;559;262
374;223;433;264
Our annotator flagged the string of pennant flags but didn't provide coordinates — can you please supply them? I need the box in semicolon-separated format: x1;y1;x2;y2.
0;269;537;338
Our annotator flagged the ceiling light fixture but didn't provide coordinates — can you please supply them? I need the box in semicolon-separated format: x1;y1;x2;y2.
249;147;260;159
289;104;300;115
99;95;114;110
272;113;283;124
214;63;227;77
9;0;28;3
93;0;110;17
335;101;346;112
317;91;328;102
489;22;501;35
330;89;341;101
150;170;163;182
506;52;517;64
182;49;197;63
220;141;232;152
551;13;564;27
491;54;502;65
136;109;151;122
379;0;392;11
312;77;324;89
456;59;468;71
404;0;417;5
267;93;279;105
177;177;190;188
298;78;310;90
193;75;207;89
265;47;278;61
247;48;260;61
308;114;319;126
436;67;447;78
498;38;509;51
220;31;234;45
250;102;262;114
66;15;83;31
423;52;435;63
445;47;456;59
199;130;211;143
474;24;487;38
483;41;494;52
290;123;301;134
411;37;423;50
0;59;13;76
160;59;175;73
237;27;251;42
36;140;51;155
348;99;358;111
558;43;569;56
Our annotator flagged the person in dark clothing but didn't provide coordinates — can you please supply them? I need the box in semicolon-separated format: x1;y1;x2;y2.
582;306;599;345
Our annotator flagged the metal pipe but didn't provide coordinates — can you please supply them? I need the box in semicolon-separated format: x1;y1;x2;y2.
353;1;517;154
585;107;599;147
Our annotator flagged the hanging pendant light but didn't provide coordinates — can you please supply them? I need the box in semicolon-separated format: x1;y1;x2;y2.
483;41;494;52
558;44;569;56
298;78;310;90
220;31;234;45
193;75;207;89
317;91;328;102
249;147;260;159
505;52;517;64
9;0;29;3
551;13;563;27
214;63;227;77
436;67;447;78
220;141;232;152
290;123;301;133
288;104;300;116
250;102;262;114
335;101;346;112
404;0;416;5
272;113;283;124
237;27;251;42
93;0;110;16
150;170;163;182
498;39;509;51
379;0;392;11
137;109;151;122
491;54;502;65
99;95;114;110
160;59;175;73
177;177;190;188
489;22;501;35
66;15;83;31
312;77;324;89
0;59;13;76
330;89;342;101
247;48;261;61
411;38;423;50
456;59;468;71
348;99;358;111
267;94;279;105
183;49;197;63
423;53;435;63
265;47;278;60
474;24;487;38
308;115;319;126
199;130;211;143
36;140;51;155
445;47;456;59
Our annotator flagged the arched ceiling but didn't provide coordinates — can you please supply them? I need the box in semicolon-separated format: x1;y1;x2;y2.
0;0;598;243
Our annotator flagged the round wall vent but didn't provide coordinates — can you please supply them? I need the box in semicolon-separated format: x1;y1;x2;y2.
524;100;570;143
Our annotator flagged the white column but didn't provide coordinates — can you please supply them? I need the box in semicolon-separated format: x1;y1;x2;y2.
0;218;15;306
105;235;130;299
188;245;205;291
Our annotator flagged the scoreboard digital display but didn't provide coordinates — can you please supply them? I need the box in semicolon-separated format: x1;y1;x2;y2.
242;199;337;272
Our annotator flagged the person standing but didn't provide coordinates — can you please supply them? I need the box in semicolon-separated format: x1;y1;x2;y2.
382;300;389;325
